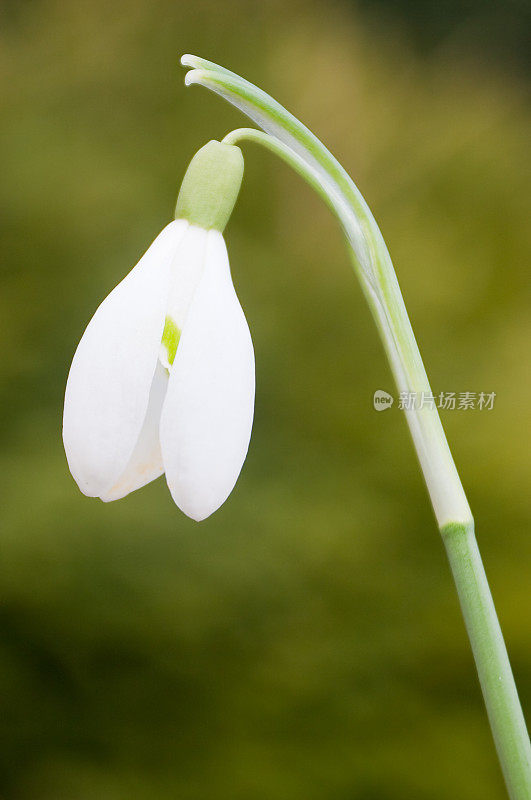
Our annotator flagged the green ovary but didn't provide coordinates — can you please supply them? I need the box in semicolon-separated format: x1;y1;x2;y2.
161;316;181;366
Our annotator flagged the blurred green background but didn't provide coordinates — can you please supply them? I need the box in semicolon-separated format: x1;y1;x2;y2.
1;0;530;798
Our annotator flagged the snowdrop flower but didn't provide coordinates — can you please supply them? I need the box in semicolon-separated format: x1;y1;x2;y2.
63;141;254;521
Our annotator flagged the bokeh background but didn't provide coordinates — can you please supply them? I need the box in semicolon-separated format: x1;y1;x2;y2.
1;0;530;797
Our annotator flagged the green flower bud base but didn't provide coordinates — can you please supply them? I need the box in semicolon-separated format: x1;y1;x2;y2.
175;140;244;232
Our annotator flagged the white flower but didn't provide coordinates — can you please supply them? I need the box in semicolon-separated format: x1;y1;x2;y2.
63;142;254;521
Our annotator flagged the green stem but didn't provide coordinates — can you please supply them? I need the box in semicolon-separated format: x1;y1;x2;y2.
442;523;531;799
224;127;531;797
183;56;531;796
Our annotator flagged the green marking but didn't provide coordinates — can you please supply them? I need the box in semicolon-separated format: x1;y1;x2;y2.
161;316;181;366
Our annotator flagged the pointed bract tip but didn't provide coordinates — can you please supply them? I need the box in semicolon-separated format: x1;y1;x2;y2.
181;54;204;71
184;69;202;87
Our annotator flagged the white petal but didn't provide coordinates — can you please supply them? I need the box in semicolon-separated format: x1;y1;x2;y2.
100;361;169;501
63;220;188;498
159;224;208;369
160;230;255;521
165;224;208;329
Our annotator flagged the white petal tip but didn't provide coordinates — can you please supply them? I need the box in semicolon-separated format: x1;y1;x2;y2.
165;467;230;521
99;494;119;504
171;492;224;523
183;509;212;523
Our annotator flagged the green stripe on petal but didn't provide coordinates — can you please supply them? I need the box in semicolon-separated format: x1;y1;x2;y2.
161;316;181;366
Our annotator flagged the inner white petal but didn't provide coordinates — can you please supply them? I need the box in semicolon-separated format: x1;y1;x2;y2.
100;361;169;502
159;224;208;370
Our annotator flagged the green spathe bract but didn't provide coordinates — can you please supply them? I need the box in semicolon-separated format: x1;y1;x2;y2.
182;55;471;531
175;140;244;232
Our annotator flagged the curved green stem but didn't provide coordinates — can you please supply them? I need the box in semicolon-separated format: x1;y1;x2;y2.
184;55;471;530
183;56;531;797
223;127;349;223
443;523;531;799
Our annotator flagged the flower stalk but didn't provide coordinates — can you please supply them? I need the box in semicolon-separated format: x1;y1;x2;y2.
182;55;531;797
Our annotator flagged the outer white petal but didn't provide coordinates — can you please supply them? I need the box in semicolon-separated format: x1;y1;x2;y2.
160;230;255;521
63;220;188;498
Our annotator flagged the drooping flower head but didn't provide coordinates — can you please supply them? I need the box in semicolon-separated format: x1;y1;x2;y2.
63;141;254;521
